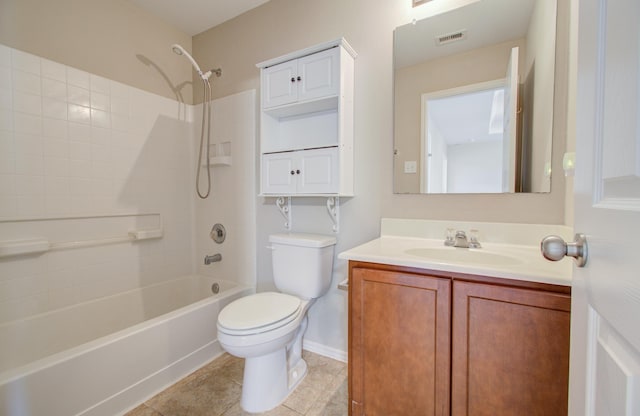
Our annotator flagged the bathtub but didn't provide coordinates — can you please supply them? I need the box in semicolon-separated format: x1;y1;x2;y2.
0;275;253;416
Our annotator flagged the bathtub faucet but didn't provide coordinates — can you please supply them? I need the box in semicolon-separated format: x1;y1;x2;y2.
204;253;222;265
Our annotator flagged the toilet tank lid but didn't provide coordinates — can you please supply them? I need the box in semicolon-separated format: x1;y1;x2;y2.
269;233;337;248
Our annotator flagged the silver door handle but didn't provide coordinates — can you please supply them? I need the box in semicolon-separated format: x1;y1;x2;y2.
540;233;588;267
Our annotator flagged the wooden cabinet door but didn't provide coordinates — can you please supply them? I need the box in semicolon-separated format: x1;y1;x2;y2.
297;47;339;102
451;281;571;416
350;267;451;416
262;59;298;108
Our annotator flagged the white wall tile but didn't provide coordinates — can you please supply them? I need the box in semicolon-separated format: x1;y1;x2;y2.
67;122;91;142
67;104;90;124
0;108;14;130
0;67;11;90
0;87;12;110
44;156;69;177
0;45;196;322
11;49;40;76
15;154;44;175
14;174;44;196
42;98;67;120
0;44;10;68
90;92;109;111
67;85;90;107
68;159;91;178
14;113;42;136
41;59;66;82
42;78;67;100
0;154;15;174
66;67;90;89
0;174;14;195
90;74;109;94
90;127;110;145
16;195;44;217
90;108;110;128
0;130;14;153
14;133;42;156
13;92;42;116
44;137;68;158
12;70;41;95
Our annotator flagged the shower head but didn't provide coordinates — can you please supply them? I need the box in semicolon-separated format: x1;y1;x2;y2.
171;43;205;78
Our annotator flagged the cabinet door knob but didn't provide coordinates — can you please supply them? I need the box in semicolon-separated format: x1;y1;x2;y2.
296;169;301;174
297;76;302;81
290;77;295;83
290;170;295;175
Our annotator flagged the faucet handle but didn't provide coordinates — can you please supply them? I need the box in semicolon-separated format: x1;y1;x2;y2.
468;229;481;248
455;230;467;238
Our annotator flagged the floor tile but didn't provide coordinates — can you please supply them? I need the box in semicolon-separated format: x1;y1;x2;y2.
125;351;347;416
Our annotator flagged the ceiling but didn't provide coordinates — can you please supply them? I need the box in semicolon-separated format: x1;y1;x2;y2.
128;0;271;36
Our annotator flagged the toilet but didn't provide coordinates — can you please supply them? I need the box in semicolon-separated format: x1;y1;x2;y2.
217;233;336;413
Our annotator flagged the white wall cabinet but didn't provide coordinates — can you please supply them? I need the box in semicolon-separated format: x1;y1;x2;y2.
258;39;356;196
262;47;340;109
262;147;339;195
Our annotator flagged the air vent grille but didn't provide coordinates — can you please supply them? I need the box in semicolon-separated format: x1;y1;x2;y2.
435;30;468;46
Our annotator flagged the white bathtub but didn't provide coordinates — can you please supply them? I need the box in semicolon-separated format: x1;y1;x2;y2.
0;275;253;416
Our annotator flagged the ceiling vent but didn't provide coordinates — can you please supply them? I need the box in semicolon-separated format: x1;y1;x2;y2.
435;29;468;46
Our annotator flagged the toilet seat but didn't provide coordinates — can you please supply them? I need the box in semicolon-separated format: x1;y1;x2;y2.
218;292;301;336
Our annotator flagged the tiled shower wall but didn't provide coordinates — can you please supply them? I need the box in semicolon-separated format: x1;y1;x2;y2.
0;44;195;323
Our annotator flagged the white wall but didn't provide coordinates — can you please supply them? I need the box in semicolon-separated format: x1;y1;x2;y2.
447;141;503;193
193;90;257;288
0;44;195;323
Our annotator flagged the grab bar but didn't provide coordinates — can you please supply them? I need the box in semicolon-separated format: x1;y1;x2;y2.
0;228;163;258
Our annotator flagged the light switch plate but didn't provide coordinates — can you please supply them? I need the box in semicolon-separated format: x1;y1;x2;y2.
404;161;417;174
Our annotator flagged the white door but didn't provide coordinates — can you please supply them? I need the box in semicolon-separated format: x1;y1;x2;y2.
569;0;640;414
502;47;519;193
262;59;298;108
297;47;339;102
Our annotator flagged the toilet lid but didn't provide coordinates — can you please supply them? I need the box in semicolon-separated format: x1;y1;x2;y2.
218;292;301;334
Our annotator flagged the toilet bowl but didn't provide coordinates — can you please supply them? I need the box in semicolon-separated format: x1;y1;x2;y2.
216;233;336;413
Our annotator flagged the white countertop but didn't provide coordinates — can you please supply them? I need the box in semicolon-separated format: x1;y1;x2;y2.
338;236;573;287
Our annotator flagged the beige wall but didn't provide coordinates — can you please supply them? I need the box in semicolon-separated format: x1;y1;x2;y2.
193;0;572;353
394;39;525;193
0;0;194;103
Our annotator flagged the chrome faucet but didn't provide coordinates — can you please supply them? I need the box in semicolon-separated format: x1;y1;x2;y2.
453;231;469;248
204;253;222;264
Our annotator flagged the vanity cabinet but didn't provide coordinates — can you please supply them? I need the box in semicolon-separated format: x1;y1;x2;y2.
348;261;571;416
257;39;355;196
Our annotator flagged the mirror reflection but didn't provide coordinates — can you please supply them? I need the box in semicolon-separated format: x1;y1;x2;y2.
394;0;557;194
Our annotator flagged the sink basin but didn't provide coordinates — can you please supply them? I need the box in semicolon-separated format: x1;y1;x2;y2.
404;247;524;266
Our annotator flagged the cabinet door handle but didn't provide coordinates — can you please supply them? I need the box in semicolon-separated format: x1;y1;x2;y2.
290;170;295;175
290;77;295;83
297;76;302;81
296;169;301;174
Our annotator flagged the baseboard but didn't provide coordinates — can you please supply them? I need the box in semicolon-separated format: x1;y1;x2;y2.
303;339;347;363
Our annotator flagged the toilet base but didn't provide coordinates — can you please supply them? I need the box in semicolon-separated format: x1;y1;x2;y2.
240;349;308;413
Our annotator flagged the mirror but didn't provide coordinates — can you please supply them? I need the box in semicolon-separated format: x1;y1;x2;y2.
393;0;557;194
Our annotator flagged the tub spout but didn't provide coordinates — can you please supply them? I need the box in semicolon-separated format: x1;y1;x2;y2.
204;253;222;265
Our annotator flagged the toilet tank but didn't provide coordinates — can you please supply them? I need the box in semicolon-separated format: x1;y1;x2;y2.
269;233;337;299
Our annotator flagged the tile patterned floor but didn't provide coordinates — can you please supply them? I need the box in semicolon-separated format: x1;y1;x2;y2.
125;351;348;416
